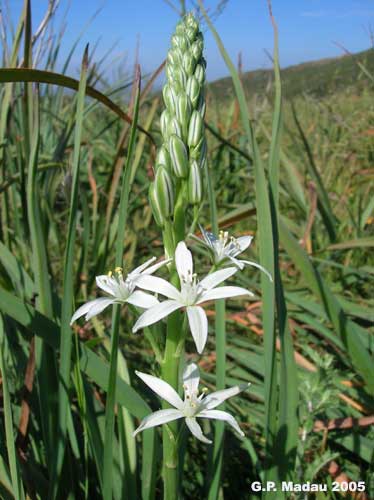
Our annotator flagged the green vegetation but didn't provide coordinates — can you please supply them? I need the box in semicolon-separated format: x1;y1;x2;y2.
209;48;374;99
0;1;373;499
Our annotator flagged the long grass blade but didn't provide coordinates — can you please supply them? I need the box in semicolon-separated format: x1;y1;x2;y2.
0;314;25;500
0;68;154;143
49;45;89;500
102;65;143;500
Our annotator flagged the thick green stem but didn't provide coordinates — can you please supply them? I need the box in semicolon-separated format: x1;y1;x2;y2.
161;183;186;498
162;304;184;500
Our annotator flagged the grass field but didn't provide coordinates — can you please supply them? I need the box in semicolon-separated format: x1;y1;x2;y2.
0;1;373;499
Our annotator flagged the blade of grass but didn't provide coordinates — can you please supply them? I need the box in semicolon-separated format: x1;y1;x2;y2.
200;2;297;494
0;286;153;418
267;1;298;482
0;314;25;500
49;45;89;500
26;83;58;473
279;216;374;393
102;65;142;500
203;129;226;499
291;103;337;241
0;68;154;143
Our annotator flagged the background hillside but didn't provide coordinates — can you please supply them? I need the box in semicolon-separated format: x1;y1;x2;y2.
208;48;374;100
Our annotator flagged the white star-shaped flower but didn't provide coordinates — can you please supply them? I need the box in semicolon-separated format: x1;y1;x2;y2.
70;257;170;324
194;227;272;280
133;363;249;444
132;241;252;353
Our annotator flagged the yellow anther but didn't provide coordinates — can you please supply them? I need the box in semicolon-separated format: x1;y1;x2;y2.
115;266;122;274
202;387;208;393
107;271;113;277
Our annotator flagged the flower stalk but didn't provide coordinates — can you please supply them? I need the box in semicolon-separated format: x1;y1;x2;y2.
149;12;208;498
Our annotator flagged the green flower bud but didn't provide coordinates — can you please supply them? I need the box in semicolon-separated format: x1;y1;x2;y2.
163;84;178;113
167;48;182;66
188;110;204;148
156;145;171;171
176;94;192;139
194;63;205;85
191;40;203;60
185;27;197;42
199;138;207;167
173;66;187;89
185;13;198;31
175;21;184;36
188;160;203;204
197;93;206;117
190;137;207;165
155;166;174;218
160;109;171;140
172;34;189;52
149;182;164;227
183;52;196;76
168;117;182;138
186;76;200;108
165;63;175;82
169;134;189;178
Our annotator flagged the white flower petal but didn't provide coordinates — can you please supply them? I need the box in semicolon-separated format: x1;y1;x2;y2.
135;275;180;300
201;383;250;410
227;256;245;270
142;258;171;275
182;363;200;396
85;297;117;320
187;306;208;354
236;235;253;253
95;275;118;296
132;300;182;332
199;267;238;291
70;297;116;324
175;241;193;281
135;371;184;409
133;409;183;436
130;256;157;276
126;290;159;309
198;409;244;437
240;259;273;282
185;417;212;444
71;301;94;324
199;286;253;303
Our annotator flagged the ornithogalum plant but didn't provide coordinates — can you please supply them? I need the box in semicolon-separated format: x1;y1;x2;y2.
70;12;266;500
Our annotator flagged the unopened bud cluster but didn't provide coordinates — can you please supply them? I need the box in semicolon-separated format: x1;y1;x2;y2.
150;13;207;227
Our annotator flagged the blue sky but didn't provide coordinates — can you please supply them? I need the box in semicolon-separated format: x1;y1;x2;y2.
8;0;374;81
